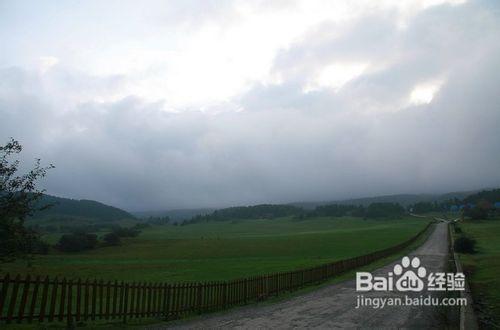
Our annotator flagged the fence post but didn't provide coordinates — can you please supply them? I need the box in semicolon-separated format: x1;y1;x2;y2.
98;279;104;319
196;283;202;313
137;281;143;318
76;278;82;322
122;283;129;323
129;282;136;319
91;279;97;321
141;282;148;318
28;276;41;323
153;283;159;317
146;282;152;317
38;276;49;322
83;279;90;321
67;279;73;327
157;283;163;316
244;278;248;303
17;274;31;323
58;277;67;322
105;280;111;320
6;274;20;324
0;273;10;321
163;284;170;319
222;282;227;308
112;280;118;318
48;276;58;322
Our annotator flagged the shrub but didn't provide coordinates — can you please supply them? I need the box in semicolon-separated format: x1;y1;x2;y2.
44;225;58;233
365;203;405;218
31;239;50;254
132;223;150;230
464;200;493;220
111;226;140;237
454;235;476;254
103;232;121;246
56;233;98;252
464;206;489;220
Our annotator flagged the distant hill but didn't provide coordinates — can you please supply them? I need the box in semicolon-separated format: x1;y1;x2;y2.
185;204;303;224
290;190;479;209
29;194;136;223
463;188;500;203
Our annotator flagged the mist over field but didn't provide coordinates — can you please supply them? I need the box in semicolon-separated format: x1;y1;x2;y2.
1;0;500;211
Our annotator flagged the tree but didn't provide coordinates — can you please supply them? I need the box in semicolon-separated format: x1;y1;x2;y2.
103;232;121;246
56;232;98;252
409;202;436;214
111;226;140;237
185;204;303;224
464;189;500;204
0;138;54;262
365;202;405;218
464;199;492;220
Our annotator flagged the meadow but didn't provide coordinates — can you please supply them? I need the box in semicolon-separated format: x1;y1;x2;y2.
458;218;500;328
3;216;428;283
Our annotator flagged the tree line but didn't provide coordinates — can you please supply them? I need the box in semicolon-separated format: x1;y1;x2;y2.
181;202;408;225
183;204;302;225
181;190;500;225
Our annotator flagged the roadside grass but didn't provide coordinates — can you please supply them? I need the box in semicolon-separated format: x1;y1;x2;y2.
2;216;428;283
457;218;500;328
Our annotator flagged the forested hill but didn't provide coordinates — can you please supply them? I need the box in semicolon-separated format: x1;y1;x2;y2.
187;204;302;223
134;208;215;221
31;194;135;221
463;188;500;203
291;191;478;209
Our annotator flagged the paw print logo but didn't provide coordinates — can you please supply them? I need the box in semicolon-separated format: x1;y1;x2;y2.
394;256;427;292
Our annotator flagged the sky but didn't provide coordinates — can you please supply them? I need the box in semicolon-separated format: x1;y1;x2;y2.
1;0;499;211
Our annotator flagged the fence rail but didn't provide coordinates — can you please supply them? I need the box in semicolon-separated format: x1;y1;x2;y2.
448;222;478;329
0;222;432;326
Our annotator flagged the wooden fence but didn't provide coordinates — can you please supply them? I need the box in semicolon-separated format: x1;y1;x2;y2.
0;222;432;326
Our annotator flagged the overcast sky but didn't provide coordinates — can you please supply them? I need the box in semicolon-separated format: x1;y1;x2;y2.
1;0;499;211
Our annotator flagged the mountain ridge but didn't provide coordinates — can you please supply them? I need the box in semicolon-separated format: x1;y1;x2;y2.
30;194;136;222
288;190;480;209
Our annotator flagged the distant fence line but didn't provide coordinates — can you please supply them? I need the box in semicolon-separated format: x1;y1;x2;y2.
0;222;432;326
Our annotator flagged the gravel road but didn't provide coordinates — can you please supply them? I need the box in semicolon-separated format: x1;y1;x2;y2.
156;223;450;329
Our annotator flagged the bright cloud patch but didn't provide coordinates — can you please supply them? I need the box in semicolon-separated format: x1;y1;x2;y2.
38;56;59;73
409;79;445;105
305;62;370;93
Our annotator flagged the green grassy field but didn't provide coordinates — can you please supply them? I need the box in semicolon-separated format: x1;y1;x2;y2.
2;216;428;283
458;218;500;328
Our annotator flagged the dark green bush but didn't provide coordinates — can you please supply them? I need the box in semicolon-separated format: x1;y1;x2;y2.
56;233;98;252
365;202;405;218
132;223;151;230
111;226;140;237
454;235;476;254
103;232;121;246
31;239;50;254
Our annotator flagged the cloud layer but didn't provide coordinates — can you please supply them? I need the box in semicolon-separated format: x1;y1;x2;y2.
1;0;499;210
